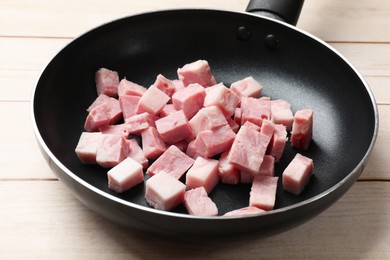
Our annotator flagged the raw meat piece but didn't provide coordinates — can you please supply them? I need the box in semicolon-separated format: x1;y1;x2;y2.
86;94;111;112
141;127;167;159
227;125;268;175
95;68;119;97
188;106;228;138
117;78;147;97
185;140;201;159
267;124;287;162
258;155;275;176
177;60;217;87
96;134;129;168
230;76;263;98
291;109;313;150
203;83;240;117
224;206;265;217
155;110;191;144
249;175;278;210
218;150;240;185
126;139;148;168
172;79;185;93
186;156;220;194
172;83;206;119
124;112;158;135
145;171;186;211
146;145;195;179
159;104;178;117
282;153;314;195
184;187;218;216
136;85;170;115
240;96;271;127
119;95;140;120
270;99;294;131
75;132;103;164
152;74;175;97
107;157;144;193
84;102;110;132
260;119;275;146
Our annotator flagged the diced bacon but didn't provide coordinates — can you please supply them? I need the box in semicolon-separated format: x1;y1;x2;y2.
184;187;218;216
192;124;236;158
260;119;275;145
136;85;170;115
172;83;206;119
258;155;275;176
159;104;178;117
141;127;167;159
267;124;287;162
186;140;200;159
218;150;240;185
95;68;119;97
188;106;228;138
75;132;103;164
243;121;261;132
240;96;271;127
249;175;279;211
124;112;158;135
223;206;265;217
146;145;195;179
152;74;176;97
172;79;185;93
155;110;191;144
107;157;144;193
177;60;217;87
282;153;314;195
227;125;268;175
117;78;147;97
126;139;148;169
145;171;186;211
99;124;129;137
96;134;129;168
203;83;240;117
270;99;294;131
119;95;140;120
291;109;313;150
186;156;220;194
86;94;111;112
230;76;263;98
84;102;111;132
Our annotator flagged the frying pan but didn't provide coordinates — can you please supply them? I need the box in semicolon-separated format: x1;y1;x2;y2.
32;0;378;239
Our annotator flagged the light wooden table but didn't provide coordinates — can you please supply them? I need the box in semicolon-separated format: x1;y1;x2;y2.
1;0;390;258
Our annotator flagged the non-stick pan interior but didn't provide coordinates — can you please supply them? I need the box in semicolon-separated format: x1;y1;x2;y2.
34;9;376;217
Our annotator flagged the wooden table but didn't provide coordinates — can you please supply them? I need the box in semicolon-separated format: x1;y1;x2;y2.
1;0;389;258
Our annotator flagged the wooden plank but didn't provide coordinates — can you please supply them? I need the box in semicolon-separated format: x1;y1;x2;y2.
0;180;389;258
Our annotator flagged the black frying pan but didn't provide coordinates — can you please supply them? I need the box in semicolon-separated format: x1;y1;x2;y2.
32;0;378;239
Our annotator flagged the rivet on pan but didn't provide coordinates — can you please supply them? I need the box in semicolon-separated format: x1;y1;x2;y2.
237;26;251;41
265;34;280;49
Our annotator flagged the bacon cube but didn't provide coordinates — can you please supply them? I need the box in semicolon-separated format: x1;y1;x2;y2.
75;132;103;164
172;83;206;119
107;157;144;193
203;83;239;117
218;150;240;185
84;99;122;132
186;156;220;194
230;76;263;98
155;110;191;144
152;74;176;97
271;99;294;131
249;175;279;211
119;95;140;120
95;68;119;97
124;112;158;135
126;139;148;169
291;109;313;150
258;155;275;176
188;106;228;138
117;78;147;97
267;124;287;162
136;85;170;115
86;94;111;112
184;187;218;216
177;59;217;87
240;96;271;127
282;153;314;195
141;127;167;159
96;134;129;168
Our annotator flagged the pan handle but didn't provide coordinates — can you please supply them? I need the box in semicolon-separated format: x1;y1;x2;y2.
246;0;305;25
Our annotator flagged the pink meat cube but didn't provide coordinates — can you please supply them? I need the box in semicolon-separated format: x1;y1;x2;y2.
172;79;185;93
249;175;279;211
218;150;240;185
177;60;217;87
155;110;191;144
86;94;111;112
119;95;140;120
186;156;220;194
146;145;195;179
159;104;178;117
124;112;158;135
243;121;261;132
240;96;271;127
152;74;175;97
75;132;103;164
145;171;186;211
192;124;236;158
84;102;111;132
230;76;263;98
283;153;314;195
184;187;218;216
185;140;201;159
107;157;144;193
267;124;287;162
203;83;240;117
291;109;314;150
141;127;167;159
136;85;170;115
126;139;148;169
96;134;129;168
117;78;147;97
224;206;265;217
172;83;206;119
95;68;119;97
260;119;275;145
227;125;269;175
99;124;129;137
258;155;275;176
188;106;228;138
271;99;294;131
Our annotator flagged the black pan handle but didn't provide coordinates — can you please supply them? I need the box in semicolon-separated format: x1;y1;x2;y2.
246;0;305;25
